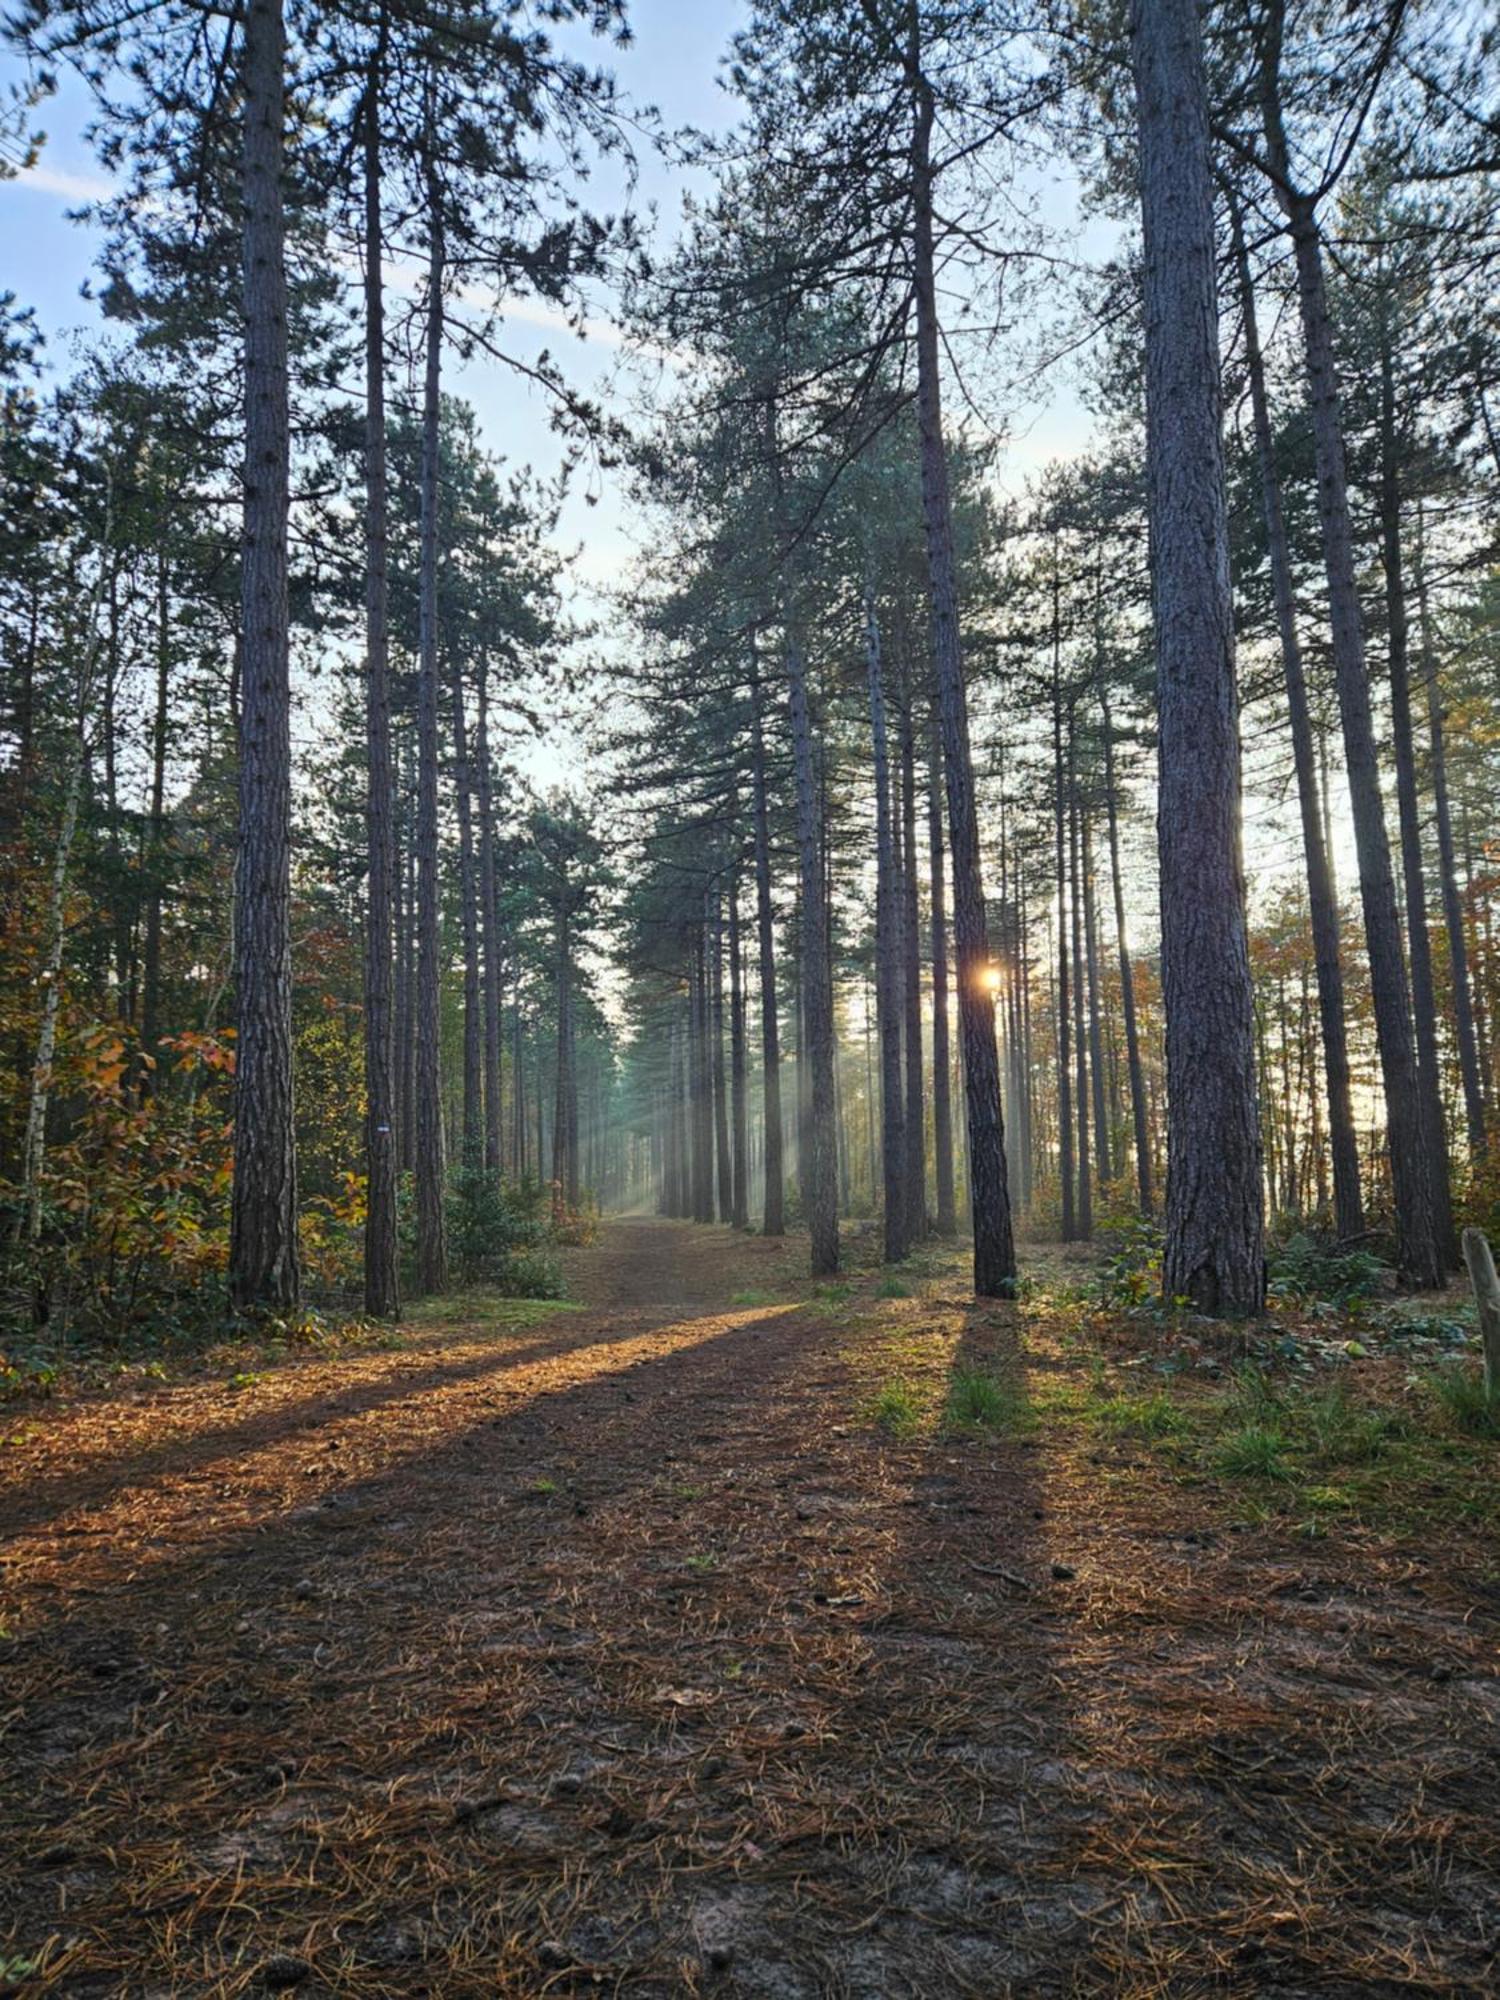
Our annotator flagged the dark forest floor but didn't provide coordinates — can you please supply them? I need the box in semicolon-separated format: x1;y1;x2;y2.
3;1217;1498;1997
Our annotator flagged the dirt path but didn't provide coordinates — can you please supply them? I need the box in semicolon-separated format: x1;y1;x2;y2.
2;1219;1497;1996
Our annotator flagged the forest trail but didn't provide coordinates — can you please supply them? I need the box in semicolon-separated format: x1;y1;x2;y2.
3;1218;1498;1996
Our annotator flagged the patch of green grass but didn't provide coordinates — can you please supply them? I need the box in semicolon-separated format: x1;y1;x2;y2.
1097;1390;1192;1441
1430;1365;1500;1437
867;1377;923;1438
406;1291;576;1331
730;1289;774;1308
944;1367;1032;1434
1301;1387;1411;1463
876;1275;912;1299
529;1477;558;1497
226;1370;262;1392
1213;1423;1291;1481
684;1552;718;1572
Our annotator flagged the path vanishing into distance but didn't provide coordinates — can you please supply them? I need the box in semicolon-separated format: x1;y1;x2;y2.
3;1219;1498;1996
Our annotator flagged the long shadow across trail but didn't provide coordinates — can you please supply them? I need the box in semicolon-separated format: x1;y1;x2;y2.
0;1310;677;1541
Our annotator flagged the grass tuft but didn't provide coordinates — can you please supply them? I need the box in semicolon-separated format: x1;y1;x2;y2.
868;1377;923;1438
1214;1423;1291;1481
944;1367;1028;1434
1430;1366;1500;1437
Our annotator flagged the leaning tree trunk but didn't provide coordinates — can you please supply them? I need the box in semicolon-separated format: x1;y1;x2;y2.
749;649;786;1236
360;67;398;1316
413;141;449;1293
1257;48;1442;1288
911;75;1014;1294
230;0;300;1316
866;584;907;1261
1131;0;1264;1313
1230;197;1363;1243
926;709;958;1234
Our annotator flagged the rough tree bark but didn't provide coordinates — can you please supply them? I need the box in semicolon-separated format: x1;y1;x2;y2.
475;666;505;1179
911;67;1014;1294
1131;0;1265;1313
230;0;300;1316
749;648;786;1236
1415;517;1486;1157
865;583;907;1261
413;133;449;1293
360;65;398;1316
1377;316;1454;1260
784;627;839;1276
926;709;957;1234
729;867;750;1228
1100;689;1153;1217
1230;196;1363;1242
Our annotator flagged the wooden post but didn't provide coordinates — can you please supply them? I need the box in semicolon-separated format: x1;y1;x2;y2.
1460;1227;1500;1402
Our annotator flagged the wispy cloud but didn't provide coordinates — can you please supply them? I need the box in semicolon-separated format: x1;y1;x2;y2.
11;160;114;204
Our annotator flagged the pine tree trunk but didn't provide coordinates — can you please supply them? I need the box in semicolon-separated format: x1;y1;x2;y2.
449;653;484;1171
898;679;926;1237
1100;691;1153;1217
1231;198;1363;1241
729;869;750;1227
1255;27;1441;1288
1068;735;1093;1240
712;892;733;1223
475;667;505;1179
360;69;399;1316
1052;612;1076;1243
784;631;839;1275
866;585;907;1261
413;143;449;1293
1083;813;1111;1187
926;708;958;1234
230;0;300;1316
140;553;171;1083
554;903;579;1210
911;76;1014;1295
749;651;785;1236
1131;0;1264;1313
1378;325;1455;1262
1416;518;1486;1157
